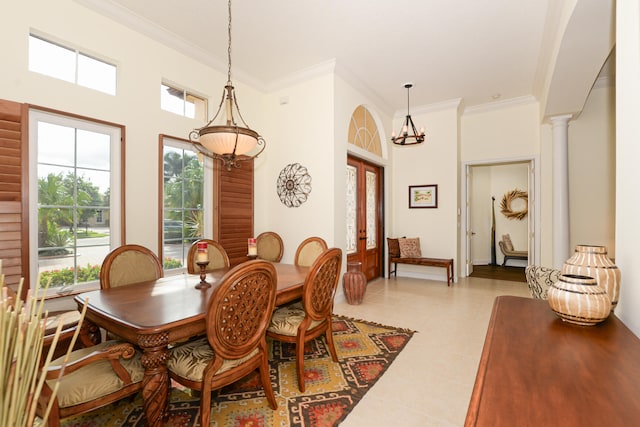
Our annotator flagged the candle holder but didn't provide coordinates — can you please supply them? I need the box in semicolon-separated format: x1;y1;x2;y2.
195;261;210;289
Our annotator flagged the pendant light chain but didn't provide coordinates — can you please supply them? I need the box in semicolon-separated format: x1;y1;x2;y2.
227;0;232;84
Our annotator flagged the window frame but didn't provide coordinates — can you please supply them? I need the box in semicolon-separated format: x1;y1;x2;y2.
160;81;207;120
28;32;118;96
28;108;123;296
159;136;213;274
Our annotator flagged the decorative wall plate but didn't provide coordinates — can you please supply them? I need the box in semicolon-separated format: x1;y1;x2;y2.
277;163;312;207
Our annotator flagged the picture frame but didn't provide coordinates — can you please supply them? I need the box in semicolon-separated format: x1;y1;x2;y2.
409;184;438;208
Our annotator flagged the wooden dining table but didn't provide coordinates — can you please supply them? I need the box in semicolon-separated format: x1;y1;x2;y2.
74;262;309;427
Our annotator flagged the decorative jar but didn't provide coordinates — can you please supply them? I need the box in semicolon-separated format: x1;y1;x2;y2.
547;274;611;326
562;245;620;311
343;261;367;305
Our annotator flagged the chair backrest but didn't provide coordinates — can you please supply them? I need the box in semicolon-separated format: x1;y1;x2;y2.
294;236;328;267
387;238;401;258
100;244;164;289
206;260;277;360
302;247;343;320
187;239;230;273
256;231;284;262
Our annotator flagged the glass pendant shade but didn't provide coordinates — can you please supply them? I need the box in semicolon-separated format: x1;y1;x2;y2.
198;126;258;156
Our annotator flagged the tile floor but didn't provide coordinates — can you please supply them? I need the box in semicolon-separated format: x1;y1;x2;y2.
333;275;530;427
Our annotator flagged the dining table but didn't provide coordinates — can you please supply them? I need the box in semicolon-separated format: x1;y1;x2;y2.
74;261;309;427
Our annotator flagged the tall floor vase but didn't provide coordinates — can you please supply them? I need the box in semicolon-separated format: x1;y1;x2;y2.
562;245;621;312
343;262;367;305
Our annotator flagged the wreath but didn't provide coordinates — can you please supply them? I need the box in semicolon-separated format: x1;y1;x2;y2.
500;189;528;220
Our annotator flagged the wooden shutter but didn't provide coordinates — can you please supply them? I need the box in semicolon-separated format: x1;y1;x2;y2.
213;161;254;266
0;99;28;288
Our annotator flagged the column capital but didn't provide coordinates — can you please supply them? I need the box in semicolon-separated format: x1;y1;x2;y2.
549;114;573;127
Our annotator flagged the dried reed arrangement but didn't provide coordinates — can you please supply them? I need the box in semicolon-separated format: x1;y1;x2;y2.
1;261;87;426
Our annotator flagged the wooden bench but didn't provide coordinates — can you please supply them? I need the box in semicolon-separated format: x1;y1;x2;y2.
387;238;454;286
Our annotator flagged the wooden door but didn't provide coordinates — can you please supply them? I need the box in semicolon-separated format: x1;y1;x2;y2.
346;155;383;280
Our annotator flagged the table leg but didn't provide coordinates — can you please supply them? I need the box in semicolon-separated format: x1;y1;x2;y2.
138;332;170;427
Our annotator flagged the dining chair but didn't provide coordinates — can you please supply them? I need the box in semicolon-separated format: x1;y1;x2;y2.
256;231;284;262
2;284;97;359
294;236;328;267
36;340;144;427
167;260;278;426
186;239;230;273
99;244;164;289
267;247;342;392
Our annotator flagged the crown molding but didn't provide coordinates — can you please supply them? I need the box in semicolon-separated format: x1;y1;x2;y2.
463;95;538;115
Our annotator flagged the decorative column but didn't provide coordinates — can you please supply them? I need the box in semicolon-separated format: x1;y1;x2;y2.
550;114;572;269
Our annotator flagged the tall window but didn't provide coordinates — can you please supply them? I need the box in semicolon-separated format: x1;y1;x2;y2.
162;138;210;271
29;110;122;294
29;33;117;96
161;83;207;120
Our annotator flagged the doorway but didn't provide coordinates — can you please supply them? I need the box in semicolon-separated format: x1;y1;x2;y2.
346;155;383;280
462;158;539;279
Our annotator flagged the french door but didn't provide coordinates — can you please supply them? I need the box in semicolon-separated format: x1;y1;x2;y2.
346;155;383;280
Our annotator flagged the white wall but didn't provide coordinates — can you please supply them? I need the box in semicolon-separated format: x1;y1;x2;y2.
615;0;640;336
568;84;616;256
390;105;460;280
256;74;335;264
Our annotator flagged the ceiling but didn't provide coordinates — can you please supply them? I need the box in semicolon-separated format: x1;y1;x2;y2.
77;0;553;114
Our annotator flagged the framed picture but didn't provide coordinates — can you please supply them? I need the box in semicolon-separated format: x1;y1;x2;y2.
409;184;438;208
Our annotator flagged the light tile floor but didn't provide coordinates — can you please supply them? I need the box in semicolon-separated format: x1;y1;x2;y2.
333;275;530;427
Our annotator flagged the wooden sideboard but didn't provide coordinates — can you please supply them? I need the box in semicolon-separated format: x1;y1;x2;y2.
465;296;640;426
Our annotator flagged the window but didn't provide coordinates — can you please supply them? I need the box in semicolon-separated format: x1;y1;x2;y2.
29;110;122;294
161;83;207;120
29;34;117;95
161;138;211;272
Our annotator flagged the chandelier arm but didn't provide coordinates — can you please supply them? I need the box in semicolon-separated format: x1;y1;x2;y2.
232;91;253;129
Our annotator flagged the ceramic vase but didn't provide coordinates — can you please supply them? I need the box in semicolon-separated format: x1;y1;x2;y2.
562;245;620;311
547;274;611;326
343;261;367;305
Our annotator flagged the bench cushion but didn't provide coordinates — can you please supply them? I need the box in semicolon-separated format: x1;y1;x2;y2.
398;237;422;258
502;234;514;251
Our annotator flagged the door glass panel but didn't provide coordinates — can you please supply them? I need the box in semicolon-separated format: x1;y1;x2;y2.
365;170;377;250
346;164;357;254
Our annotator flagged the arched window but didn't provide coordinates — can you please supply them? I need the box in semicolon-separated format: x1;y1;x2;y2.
348;105;382;156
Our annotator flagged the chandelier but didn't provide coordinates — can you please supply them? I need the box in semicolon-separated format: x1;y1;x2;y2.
391;83;425;146
189;0;266;169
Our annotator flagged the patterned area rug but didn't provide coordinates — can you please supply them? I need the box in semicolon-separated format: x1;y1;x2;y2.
59;316;415;427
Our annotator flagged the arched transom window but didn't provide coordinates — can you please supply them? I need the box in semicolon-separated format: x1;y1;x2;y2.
348;105;382;156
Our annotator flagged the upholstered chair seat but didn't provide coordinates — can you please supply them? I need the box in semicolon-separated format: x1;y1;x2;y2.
37;341;143;427
168;340;259;382
269;302;324;335
49;341;143;408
